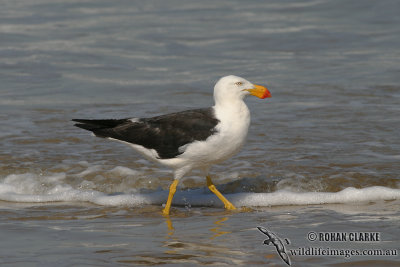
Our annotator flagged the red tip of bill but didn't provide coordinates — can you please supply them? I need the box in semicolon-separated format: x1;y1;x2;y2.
262;88;272;99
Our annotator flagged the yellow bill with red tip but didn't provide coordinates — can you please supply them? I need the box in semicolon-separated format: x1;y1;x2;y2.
244;84;271;99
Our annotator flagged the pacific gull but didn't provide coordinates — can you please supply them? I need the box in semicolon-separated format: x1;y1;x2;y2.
73;75;271;215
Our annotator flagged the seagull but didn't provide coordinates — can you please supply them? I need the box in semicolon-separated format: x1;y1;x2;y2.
72;75;271;215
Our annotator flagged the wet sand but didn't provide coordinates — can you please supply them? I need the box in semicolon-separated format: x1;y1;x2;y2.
1;200;399;266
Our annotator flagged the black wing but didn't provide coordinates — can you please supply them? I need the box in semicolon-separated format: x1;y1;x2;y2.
73;108;219;159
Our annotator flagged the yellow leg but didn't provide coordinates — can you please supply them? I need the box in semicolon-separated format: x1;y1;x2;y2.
162;179;179;216
206;176;236;210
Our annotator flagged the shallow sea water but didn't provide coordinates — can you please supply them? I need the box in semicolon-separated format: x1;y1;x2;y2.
1;0;399;266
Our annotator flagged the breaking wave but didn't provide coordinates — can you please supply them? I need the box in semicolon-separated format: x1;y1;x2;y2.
1;170;399;208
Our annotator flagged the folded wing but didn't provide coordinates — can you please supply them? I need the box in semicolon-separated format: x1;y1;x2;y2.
73;108;219;159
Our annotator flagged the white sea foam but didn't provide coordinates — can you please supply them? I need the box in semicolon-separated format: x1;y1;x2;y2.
1;173;399;207
76;165;103;177
107;166;140;176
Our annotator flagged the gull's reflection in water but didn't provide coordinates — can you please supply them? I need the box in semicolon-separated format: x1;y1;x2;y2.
210;217;231;239
162;214;237;264
163;215;178;256
163;214;232;239
165;215;174;236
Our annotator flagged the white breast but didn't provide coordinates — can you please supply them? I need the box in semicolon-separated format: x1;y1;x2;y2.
175;101;250;168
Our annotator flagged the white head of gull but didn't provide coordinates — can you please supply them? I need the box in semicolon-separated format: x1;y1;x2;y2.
73;75;271;215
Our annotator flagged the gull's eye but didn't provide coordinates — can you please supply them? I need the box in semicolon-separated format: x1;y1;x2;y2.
235;82;243;86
